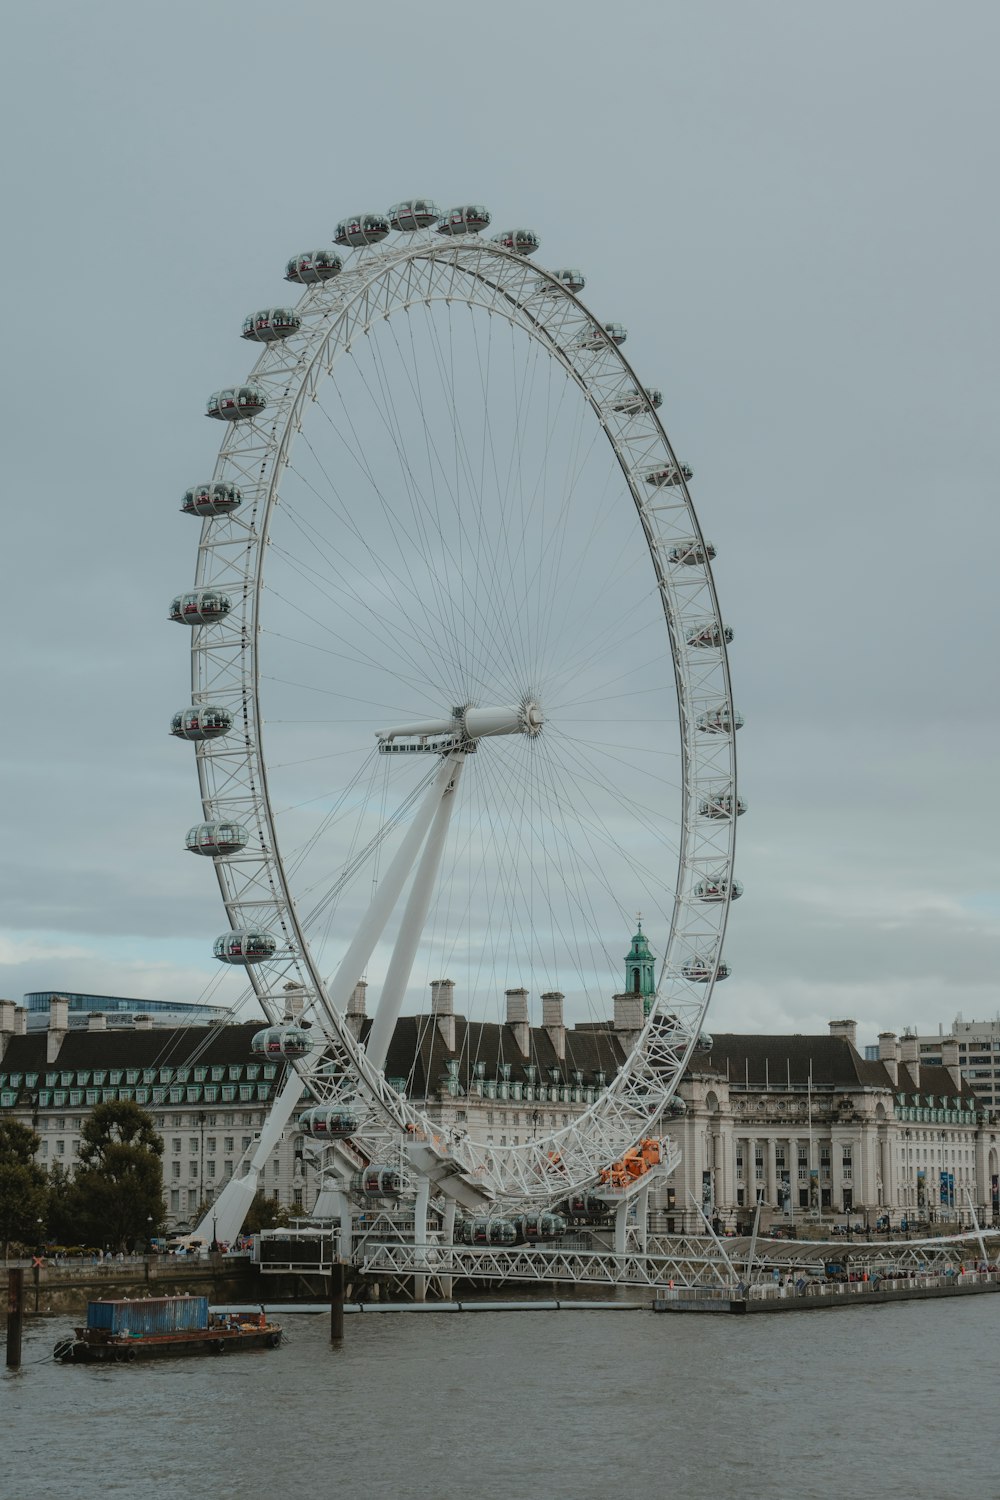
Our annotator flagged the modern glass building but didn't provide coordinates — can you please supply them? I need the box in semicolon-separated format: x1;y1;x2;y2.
23;993;226;1031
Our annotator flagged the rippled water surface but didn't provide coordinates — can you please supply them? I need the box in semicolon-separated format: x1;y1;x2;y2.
5;1298;998;1499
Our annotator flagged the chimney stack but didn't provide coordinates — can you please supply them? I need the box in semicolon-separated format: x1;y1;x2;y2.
47;996;69;1064
282;981;306;1020
87;1012;107;1032
346;980;367;1040
829;1019;858;1049
541;991;565;1062
898;1032;920;1087
431;979;455;1053
940;1036;962;1091
505;988;530;1057
614;992;643;1043
0;999;15;1062
878;1032;899;1087
133;1014;152;1031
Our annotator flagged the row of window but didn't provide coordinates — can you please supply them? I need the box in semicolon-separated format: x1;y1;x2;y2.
0;1063;277;1090
0;1083;276;1110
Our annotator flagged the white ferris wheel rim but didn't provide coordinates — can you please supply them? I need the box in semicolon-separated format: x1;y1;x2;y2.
182;224;739;1207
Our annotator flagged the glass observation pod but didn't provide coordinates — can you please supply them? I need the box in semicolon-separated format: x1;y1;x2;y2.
578;322;627;350
697;1031;714;1049
667;539;717;566
181;482;243;518
682;959;732;983
170;705;232;742
471;1217;518;1246
551;268;585;293
250;1024;312;1060
516;1213;567;1241
696;705;744;735
612;387;663;413
212;930;278;965
699;791;747;820
205;385;267;422
436;205;491;236
241;308;302;344
645;463;693;488
490;228;540;256
356;1166;403;1196
334;213;390;248
694;874;744;902
300;1107;359;1139
685;621;734;649
284;249;343;285
169;590;232;626
185;821;250;857
567;1193;609;1218
453;1219;473;1245
664;1097;686;1116
388;199;440;231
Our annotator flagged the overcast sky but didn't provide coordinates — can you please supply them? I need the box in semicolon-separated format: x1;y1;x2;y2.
0;0;996;1046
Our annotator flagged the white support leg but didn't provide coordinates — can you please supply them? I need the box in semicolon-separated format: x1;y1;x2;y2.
322;754;462;1019
413;1176;430;1303
614;1200;629;1257
366;757;465;1071
440;1199;456;1300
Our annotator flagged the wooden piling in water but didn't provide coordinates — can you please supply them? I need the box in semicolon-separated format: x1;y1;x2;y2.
6;1267;24;1369
330;1261;345;1343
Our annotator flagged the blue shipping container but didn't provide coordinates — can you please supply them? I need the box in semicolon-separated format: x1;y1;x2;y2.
86;1297;209;1335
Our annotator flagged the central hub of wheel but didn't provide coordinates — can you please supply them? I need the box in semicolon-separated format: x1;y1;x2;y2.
377;700;544;752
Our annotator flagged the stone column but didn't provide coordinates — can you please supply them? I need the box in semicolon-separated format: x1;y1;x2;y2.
766;1137;777;1208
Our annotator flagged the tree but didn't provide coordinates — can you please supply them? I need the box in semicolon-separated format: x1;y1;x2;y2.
0;1120;48;1257
69;1101;164;1250
244;1188;292;1234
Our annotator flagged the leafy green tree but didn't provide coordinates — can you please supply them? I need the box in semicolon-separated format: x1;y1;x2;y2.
70;1101;164;1251
0;1120;48;1257
244;1188;292;1234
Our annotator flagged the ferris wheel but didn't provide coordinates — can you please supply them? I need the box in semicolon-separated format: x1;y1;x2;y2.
170;199;741;1210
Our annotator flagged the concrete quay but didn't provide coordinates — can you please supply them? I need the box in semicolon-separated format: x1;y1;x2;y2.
655;1267;1000;1314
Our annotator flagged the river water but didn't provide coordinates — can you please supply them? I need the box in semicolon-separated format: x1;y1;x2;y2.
5;1298;996;1499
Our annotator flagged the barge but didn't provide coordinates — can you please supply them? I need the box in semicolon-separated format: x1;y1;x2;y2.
53;1295;282;1363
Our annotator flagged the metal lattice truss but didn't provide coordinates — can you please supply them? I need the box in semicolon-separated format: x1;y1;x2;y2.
184;231;738;1206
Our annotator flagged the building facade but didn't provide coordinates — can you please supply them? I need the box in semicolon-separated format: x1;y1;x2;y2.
2;983;998;1236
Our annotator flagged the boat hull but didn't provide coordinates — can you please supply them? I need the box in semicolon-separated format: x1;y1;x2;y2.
55;1325;282;1363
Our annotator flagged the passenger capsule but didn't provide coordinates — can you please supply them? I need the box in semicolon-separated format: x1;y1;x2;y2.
181;482;243;518
578;322;627;350
436;205;491;236
516;1212;567;1242
491;228;540;256
205;385;267;422
471;1216;517;1246
213;930;278;965
567;1193;609;1219
169;590;232;626
551;268;585;293
694;874;744;902
241;308;301;343
682;958;731;983
356;1166;403;1196
334;213;390;249
665;1097;686;1116
667;539;716;566
251;1024;312;1060
185;821;250;857
686;621;734;649
698;791;747;820
170;705;232;742
697;1031;714;1050
284;249;343;285
696;705;744;734
453;1218;473;1245
388;199;440;231
612;387;663;413
300;1106;359;1139
645;463;693;488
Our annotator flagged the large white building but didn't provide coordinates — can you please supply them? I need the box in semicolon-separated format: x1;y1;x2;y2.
3;977;998;1236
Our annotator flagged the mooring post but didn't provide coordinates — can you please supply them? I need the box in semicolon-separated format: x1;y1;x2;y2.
330;1259;345;1343
6;1267;24;1370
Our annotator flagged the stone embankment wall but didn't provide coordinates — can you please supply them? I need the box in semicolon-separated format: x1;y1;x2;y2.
1;1257;259;1318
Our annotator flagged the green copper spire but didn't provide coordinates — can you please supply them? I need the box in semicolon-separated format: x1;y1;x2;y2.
624;918;657;1017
